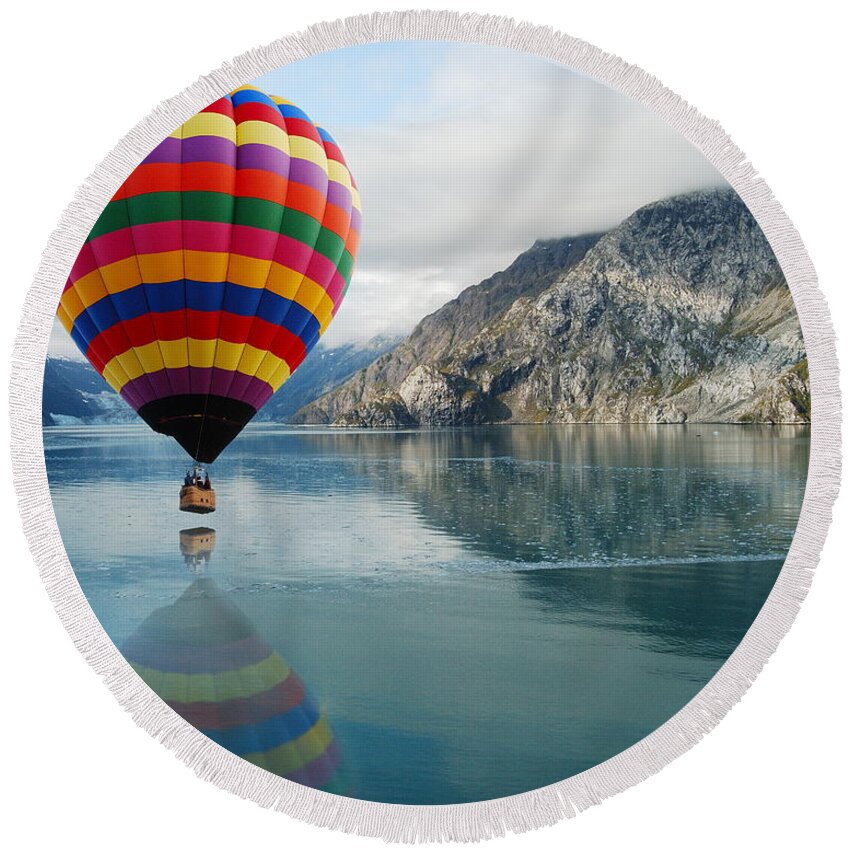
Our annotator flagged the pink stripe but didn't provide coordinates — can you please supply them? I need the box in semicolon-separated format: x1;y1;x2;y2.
184;220;233;253
230;223;281;260
68;242;99;284
271;234;318;275
325;271;346;304
303;250;338;288
87;227;140;268
129;221;182;255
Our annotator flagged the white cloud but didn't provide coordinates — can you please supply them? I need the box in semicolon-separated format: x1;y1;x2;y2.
322;45;726;346
48;318;85;361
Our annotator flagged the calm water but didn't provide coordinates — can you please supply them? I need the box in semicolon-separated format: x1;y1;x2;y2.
44;423;809;804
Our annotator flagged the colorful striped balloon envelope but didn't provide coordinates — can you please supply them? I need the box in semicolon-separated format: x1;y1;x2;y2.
122;577;351;794
57;86;361;463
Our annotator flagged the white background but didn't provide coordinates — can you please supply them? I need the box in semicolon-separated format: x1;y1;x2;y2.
1;1;847;847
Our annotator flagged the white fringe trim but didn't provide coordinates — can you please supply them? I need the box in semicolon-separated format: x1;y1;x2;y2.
8;10;841;843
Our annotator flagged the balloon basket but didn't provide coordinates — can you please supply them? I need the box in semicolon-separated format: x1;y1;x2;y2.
179;484;216;514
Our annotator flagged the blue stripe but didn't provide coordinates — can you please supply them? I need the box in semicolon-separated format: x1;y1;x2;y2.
316;127;336;144
74;281;321;348
231;88;278;109
202;699;321;756
277;103;312;122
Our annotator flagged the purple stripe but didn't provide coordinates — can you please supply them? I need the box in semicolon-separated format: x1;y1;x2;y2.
183;136;237;166
350;206;362;233
142;136;182;164
229;371;274;408
122;367;268;409
237;143;289;176
326;181;352;212
140;139;332;197
288;158;327;193
141;135;237;166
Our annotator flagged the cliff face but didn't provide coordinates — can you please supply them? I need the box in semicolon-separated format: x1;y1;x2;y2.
295;189;808;426
290;234;601;424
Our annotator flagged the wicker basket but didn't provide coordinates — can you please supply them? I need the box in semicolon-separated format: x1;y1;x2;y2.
179;485;216;514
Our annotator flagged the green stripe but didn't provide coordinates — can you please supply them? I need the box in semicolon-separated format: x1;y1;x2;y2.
86;191;347;264
88;202;130;240
337;249;354;283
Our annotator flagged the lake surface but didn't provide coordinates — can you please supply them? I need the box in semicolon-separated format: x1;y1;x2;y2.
44;423;809;804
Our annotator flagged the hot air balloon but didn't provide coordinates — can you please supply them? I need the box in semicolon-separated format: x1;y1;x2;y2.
57;86;361;511
121;532;351;794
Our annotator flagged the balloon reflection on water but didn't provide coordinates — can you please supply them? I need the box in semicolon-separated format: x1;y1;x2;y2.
122;528;350;794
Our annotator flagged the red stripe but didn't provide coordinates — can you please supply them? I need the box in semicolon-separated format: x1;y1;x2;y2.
169;674;307;730
234;100;288;131
283;116;322;144
202;98;235;118
84;309;307;368
322;141;345;165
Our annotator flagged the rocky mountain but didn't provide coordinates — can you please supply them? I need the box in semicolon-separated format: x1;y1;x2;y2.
291;233;602;424
253;335;401;422
294;189;808;427
42;335;401;426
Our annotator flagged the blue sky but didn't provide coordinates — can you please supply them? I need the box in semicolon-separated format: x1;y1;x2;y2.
50;42;726;358
253;42;449;129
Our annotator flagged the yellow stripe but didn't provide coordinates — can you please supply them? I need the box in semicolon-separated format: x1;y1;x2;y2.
229;343;266;376
225;254;272;289
57;303;75;334
327;160;351;192
101;362;125;393
130;653;290;704
289;135;328;170
180;112;236;141
185;250;230;282
135;341;166;373
268;358;291;392
102;339;287;391
187;338;217;369
255;353;289;386
261;263;335;329
59;286;86;323
237;120;290;154
136;250;184;284
245;714;333;776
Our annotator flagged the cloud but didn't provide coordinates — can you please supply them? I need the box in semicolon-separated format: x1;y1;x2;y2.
315;44;726;346
49;43;728;358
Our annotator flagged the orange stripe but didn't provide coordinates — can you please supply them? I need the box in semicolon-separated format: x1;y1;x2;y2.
234;169;288;205
284;182;328;223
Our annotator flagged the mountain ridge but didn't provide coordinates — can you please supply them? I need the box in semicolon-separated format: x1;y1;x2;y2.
294;189;808;426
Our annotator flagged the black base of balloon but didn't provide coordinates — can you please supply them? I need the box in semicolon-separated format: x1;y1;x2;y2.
138;395;257;464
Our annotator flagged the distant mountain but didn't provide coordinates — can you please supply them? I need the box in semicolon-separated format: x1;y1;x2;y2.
42;335;401;426
294;189;808;426
253;335;402;422
42;358;136;425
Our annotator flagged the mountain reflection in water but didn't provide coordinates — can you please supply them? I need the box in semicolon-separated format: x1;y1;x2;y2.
45;423;808;804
